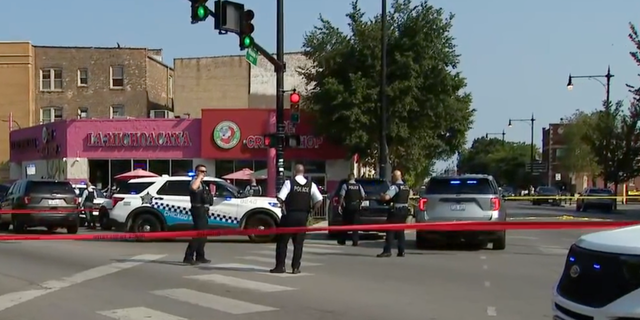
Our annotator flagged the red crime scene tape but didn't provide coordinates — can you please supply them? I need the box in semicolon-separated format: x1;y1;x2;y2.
0;220;637;241
0;209;81;213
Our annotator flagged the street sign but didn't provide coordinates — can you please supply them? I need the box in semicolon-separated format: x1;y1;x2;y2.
245;48;258;66
525;161;547;174
555;173;561;181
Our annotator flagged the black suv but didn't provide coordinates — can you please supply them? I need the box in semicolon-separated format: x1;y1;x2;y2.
327;178;391;238
1;180;80;234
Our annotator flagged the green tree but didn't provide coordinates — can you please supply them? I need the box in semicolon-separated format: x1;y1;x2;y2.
556;110;600;183
299;0;474;181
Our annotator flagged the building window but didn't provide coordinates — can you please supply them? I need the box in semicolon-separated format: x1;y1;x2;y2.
40;107;63;123
40;69;63;91
110;105;125;118
168;75;174;98
77;68;88;86
110;66;124;88
78;107;88;119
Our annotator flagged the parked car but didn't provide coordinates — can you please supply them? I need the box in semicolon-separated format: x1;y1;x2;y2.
532;186;561;206
414;174;506;250
576;187;615;213
1;180;80;233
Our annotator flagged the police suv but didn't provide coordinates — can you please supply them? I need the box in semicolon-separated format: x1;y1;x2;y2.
552;225;640;319
98;175;282;243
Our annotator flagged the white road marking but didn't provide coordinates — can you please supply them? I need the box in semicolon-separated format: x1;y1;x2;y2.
152;288;277;314
239;256;322;266
509;236;539;240
538;246;569;255
480;256;487;260
184;274;296;292
205;263;313;277
487;306;497;316
97;307;188;320
264;247;342;254
483;265;488;270
0;254;165;312
301;243;342;248
484;281;491;287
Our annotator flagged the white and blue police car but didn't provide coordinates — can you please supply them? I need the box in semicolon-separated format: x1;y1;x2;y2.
98;175;282;243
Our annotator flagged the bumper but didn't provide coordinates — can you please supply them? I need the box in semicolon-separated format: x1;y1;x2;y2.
581;201;614;207
551;284;640;320
416;230;503;241
15;213;79;227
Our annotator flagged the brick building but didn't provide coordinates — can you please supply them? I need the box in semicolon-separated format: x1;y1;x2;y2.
0;41;174;178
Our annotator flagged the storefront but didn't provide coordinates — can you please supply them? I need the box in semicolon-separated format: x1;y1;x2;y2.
9;119;201;189
200;109;353;194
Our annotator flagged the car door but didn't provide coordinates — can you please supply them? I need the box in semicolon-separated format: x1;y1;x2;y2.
209;179;239;226
153;180;193;227
0;182;17;221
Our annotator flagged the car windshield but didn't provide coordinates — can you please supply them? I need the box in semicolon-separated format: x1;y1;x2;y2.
425;178;496;194
356;180;390;196
215;179;241;196
538;187;558;194
589;188;613;195
502;187;514;193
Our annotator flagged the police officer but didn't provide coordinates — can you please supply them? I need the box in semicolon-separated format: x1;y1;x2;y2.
271;164;323;274
80;182;98;229
184;164;214;265
377;170;412;258
244;177;263;196
338;173;365;246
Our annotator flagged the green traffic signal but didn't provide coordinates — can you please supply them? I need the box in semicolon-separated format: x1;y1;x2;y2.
242;36;252;47
196;5;207;19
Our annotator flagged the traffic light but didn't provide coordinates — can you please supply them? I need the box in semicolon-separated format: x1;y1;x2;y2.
190;0;209;23
239;10;255;50
264;133;278;148
290;91;301;124
285;135;301;148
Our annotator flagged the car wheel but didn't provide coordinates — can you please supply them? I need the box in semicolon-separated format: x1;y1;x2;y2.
492;231;506;250
11;216;26;234
99;208;112;231
0;222;10;231
66;224;79;234
244;212;277;243
132;213;162;233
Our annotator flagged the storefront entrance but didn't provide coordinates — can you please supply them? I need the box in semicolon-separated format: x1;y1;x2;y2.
88;159;194;190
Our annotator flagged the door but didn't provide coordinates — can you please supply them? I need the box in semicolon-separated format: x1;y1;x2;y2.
154;180;193;227
209;179;239;227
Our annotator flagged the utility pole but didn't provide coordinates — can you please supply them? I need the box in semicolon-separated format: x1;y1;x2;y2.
379;0;390;180
275;0;286;192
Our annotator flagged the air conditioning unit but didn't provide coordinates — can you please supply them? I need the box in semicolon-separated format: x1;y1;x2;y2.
149;110;174;118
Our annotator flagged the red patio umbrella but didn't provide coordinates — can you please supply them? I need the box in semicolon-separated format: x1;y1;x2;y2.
222;168;254;180
114;169;159;180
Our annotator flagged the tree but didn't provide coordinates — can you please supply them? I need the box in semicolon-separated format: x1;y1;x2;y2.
556;110;599;183
299;0;474;181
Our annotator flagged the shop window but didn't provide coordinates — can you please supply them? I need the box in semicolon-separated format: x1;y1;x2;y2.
171;160;193;176
133;159;148;171
110;160;132;179
215;160;234;178
299;160;326;174
254;160;267;172
88;160;110;189
149;160;170;176
157;181;190;196
234;160;254;171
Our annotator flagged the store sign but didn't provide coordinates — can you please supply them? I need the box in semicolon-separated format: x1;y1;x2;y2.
86;131;192;147
245;120;324;149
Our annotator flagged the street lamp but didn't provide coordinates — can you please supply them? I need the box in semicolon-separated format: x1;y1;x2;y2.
566;66;614;108
485;130;506;141
507;113;536;171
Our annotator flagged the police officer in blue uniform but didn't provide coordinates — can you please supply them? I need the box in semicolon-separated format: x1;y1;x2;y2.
271;164;323;274
184;164;214;265
338;173;365;246
377;170;412;258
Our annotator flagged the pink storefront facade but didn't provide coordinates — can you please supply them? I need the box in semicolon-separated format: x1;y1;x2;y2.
9;119;201;189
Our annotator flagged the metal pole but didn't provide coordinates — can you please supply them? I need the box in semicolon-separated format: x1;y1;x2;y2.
501;130;505;141
530;113;535;171
275;0;285;192
378;0;389;180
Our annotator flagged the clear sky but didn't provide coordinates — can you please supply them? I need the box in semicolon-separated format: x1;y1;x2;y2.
2;0;640;166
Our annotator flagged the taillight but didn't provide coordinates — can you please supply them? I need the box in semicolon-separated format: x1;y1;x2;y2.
23;196;30;204
418;198;427;211
332;197;339;206
112;197;124;207
491;197;500;211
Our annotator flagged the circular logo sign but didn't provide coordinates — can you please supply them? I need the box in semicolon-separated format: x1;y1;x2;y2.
569;265;580;278
212;121;241;149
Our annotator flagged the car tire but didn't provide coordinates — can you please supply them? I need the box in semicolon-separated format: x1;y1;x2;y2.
0;222;10;231
132;213;162;233
492;231;506;250
11;216;26;234
244;212;277;243
67;224;79;234
99;208;112;231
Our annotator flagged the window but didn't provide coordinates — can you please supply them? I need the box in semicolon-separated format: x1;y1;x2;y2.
40;68;63;91
425;178;497;195
157;181;190;196
78;107;88;119
116;182;154;195
77;68;88;86
40;107;63;123
213;181;238;198
110;105;125;118
110;66;124;88
25;181;75;195
168;75;173;98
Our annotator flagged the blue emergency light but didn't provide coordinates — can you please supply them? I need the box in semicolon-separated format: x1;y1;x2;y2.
187;171;196;177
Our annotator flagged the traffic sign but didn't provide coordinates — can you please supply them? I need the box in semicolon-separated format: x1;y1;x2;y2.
525;161;547;174
245;48;258;66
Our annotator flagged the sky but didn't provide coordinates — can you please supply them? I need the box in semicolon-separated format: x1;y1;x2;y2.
2;0;640;170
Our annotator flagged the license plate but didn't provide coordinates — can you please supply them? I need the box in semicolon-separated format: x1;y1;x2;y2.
450;204;466;211
48;199;63;205
361;201;369;207
548;199;553;202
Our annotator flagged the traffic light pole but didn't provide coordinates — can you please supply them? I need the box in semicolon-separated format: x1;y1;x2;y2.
275;0;286;194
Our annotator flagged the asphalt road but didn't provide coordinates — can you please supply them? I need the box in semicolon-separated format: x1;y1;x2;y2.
504;200;640;220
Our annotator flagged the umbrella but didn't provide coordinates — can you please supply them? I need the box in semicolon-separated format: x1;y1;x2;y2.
252;168;292;179
222;168;254;180
114;169;159;180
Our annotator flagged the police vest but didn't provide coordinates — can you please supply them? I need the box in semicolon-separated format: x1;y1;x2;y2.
84;190;96;204
392;183;411;206
284;179;313;212
190;182;213;206
249;185;262;196
344;183;363;210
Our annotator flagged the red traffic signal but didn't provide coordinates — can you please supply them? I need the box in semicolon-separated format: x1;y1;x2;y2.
289;92;300;104
264;136;271;146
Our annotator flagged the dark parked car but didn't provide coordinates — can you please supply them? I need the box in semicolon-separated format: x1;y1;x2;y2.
576;188;615;212
1;180;80;234
532;186;561;206
327;178;391;238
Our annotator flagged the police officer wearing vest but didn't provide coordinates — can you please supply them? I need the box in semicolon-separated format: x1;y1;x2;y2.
244;177;263;196
338;173;365;246
271;164;323;274
377;170;412;257
184;164;214;265
80;183;98;229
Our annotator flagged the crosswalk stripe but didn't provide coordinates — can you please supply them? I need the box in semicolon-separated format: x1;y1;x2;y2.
185;274;296;292
205;263;313;277
151;288;277;315
239;256;322;266
97;307;188;320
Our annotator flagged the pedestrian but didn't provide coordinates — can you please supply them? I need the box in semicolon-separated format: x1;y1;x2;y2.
80;182;98;229
271;164;323;274
337;173;365;246
244;177;263;196
377;170;412;258
184;164;214;265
